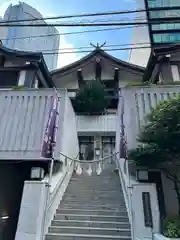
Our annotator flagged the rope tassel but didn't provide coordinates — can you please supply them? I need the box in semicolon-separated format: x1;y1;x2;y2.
96;162;102;176
86;163;92;176
76;162;82;175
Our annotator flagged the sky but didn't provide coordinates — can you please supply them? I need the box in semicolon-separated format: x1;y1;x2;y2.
0;0;137;68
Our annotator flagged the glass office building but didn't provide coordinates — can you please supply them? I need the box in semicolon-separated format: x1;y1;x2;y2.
144;0;180;44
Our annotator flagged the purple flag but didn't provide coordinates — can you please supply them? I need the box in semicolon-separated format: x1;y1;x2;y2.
119;128;127;159
119;96;127;159
41;94;59;158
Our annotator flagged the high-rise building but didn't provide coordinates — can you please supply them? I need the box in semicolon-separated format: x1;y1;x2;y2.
2;2;60;70
129;0;151;67
0;17;8;43
145;0;180;45
129;0;180;67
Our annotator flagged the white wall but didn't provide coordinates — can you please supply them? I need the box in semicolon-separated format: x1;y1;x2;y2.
121;86;180;150
0;17;7;43
3;2;60;70
15;90;79;240
15;181;49;240
56;91;79;160
76;114;117;133
119;86;180;219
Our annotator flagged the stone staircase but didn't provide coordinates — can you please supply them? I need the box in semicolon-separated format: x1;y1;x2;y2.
45;167;131;240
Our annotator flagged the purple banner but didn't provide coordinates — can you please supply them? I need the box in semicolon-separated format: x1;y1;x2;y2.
119;96;127;159
119;132;127;159
41;94;59;158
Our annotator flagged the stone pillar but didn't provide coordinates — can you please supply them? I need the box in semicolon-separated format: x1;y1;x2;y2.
15;181;49;240
160;61;173;84
18;70;26;86
24;70;36;88
34;79;39;89
94;135;101;161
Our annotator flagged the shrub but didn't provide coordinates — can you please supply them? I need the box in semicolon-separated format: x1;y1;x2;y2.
73;81;109;115
163;217;180;238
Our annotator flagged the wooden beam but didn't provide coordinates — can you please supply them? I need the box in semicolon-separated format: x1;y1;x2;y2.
95;58;101;81
114;68;119;86
77;69;85;87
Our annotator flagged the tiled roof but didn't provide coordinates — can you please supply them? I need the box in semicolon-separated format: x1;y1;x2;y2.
0;89;65;160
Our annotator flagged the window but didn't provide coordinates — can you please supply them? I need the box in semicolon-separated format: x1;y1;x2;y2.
0;70;19;88
79;136;94;161
171;65;180;82
101;136;115;164
153;33;180;43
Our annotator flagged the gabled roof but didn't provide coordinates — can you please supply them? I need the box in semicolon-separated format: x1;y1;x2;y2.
0;43;54;87
143;44;180;82
51;47;145;76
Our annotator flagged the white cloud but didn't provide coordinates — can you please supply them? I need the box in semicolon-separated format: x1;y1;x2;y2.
0;0;14;17
57;35;79;68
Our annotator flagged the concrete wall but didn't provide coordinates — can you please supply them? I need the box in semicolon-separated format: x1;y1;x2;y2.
116;157;160;240
121;86;180;150
15;89;79;240
119;86;180;218
76;114;117;134
15;181;48;240
0;89;67;160
54;89;79;161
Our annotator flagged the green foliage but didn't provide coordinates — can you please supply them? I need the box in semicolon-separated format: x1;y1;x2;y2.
163;217;180;238
125;81;180;88
73;81;109;115
125;81;150;87
157;81;180;86
129;95;180;167
12;85;26;90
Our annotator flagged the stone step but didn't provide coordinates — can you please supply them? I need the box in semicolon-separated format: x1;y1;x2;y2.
51;220;130;228
45;233;131;240
69;180;120;184
46;233;130;240
70;179;120;183
67;184;120;188
54;213;129;222
65;188;120;192
64;191;123;198
56;209;128;216
59;203;125;210
66;185;121;189
64;189;119;194
49;226;131;236
63;190;123;195
60;200;125;205
63;194;124;202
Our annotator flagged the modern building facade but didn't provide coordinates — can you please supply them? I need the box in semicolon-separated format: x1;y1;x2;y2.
129;0;151;67
2;2;60;71
0;17;8;43
129;0;180;67
144;0;180;45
